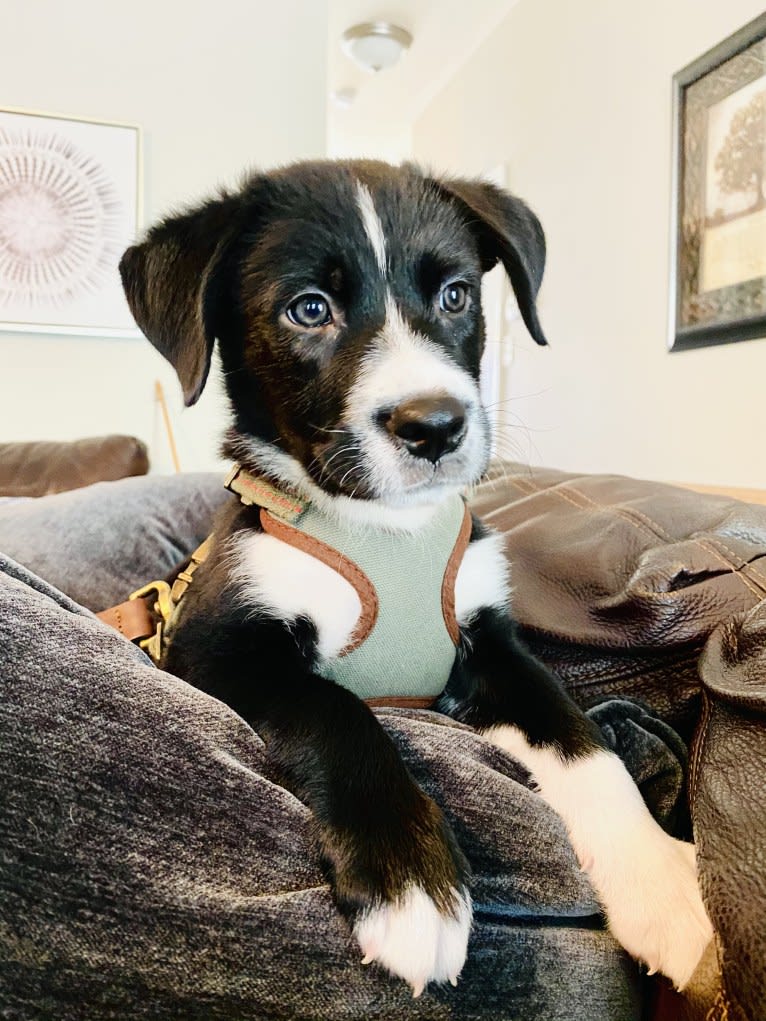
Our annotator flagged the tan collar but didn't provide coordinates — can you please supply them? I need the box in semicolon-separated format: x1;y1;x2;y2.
224;463;305;522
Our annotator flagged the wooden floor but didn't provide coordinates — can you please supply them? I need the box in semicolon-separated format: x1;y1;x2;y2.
672;482;766;506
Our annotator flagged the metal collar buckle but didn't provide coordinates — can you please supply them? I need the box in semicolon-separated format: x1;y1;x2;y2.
129;580;174;664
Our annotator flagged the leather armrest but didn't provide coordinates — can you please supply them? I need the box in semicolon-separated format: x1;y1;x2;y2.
470;463;766;733
0;435;150;497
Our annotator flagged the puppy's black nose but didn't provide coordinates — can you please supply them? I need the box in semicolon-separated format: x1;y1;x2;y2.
379;395;467;463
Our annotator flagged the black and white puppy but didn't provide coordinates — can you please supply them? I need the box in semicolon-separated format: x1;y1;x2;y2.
120;160;712;996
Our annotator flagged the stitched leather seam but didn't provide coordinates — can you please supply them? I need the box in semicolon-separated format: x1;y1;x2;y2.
259;509;379;656
692;539;764;601
508;476;672;546
547;483;766;597
703;537;766;593
541;484;593;512
507;475;602;514
441;504;473;644
690;693;728;1021
507;476;766;601
701;537;766;590
476;474;543;516
473;476;534;519
612;504;675;544
743;560;766;590
562;483;678;546
693;536;740;564
689;689;712;802
607;501;766;593
505;475;544;496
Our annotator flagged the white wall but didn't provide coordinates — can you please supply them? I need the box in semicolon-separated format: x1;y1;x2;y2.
0;0;328;472
413;0;766;488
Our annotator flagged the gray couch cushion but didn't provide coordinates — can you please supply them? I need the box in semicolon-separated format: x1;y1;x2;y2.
0;552;668;1019
0;472;228;610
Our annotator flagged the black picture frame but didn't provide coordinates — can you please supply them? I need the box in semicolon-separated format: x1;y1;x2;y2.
669;12;766;351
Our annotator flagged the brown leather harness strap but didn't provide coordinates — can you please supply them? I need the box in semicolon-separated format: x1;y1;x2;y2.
442;504;473;644
364;697;436;710
259;508;379;656
96;597;155;642
97;536;215;661
95;465;448;712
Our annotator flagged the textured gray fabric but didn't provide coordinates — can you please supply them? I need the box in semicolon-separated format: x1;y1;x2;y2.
0;554;695;1019
0;472;228;611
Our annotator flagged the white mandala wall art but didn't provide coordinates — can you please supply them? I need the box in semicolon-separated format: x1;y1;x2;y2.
0;130;122;306
0;109;141;336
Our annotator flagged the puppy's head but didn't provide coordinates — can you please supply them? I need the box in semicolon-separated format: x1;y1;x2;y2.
121;161;546;509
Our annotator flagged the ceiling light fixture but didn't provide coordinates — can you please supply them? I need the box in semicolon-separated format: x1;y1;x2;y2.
341;22;413;74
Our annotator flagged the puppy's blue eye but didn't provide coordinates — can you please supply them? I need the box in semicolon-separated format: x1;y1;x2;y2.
439;282;468;314
287;294;333;328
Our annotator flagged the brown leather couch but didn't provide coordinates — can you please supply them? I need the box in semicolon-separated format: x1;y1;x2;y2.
472;463;766;1021
0;435;150;497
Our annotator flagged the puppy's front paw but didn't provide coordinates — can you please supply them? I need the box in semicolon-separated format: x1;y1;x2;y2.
598;835;713;990
326;791;472;996
355;884;472;997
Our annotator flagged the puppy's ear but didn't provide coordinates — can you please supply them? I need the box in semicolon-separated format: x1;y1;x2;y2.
120;194;241;406
434;177;548;347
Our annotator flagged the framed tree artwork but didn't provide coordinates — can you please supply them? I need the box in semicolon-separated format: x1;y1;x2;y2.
0;107;141;337
669;12;766;351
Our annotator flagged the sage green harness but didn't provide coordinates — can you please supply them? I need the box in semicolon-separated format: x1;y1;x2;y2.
229;468;471;702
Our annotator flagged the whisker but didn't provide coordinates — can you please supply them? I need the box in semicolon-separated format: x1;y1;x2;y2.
339;460;367;490
318;444;362;481
309;423;350;436
483;387;553;409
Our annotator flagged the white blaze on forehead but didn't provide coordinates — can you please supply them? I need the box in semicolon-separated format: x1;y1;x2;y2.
355;182;387;274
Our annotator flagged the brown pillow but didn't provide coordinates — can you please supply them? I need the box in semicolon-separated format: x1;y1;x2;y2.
0;435;149;497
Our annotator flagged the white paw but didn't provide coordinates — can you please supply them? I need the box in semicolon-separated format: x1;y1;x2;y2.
595;833;713;990
354;885;472;997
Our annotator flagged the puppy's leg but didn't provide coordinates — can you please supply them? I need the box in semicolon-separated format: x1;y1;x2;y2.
168;610;471;996
438;607;713;989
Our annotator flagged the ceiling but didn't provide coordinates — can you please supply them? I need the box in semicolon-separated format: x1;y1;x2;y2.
327;0;521;160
